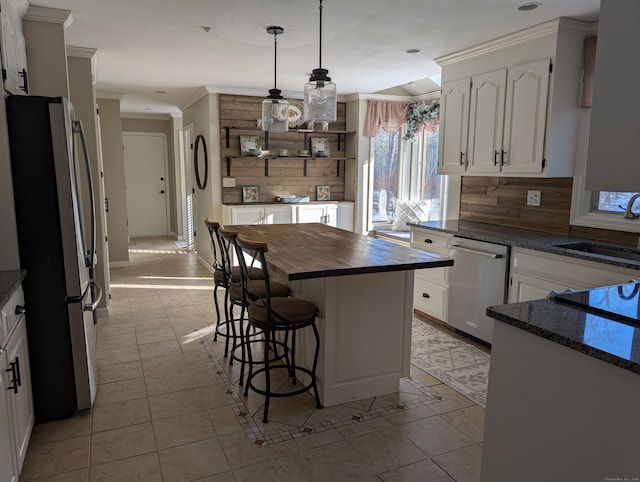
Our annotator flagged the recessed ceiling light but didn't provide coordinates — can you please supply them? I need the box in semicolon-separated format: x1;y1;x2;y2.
153;90;167;94
405;48;421;54
202;26;211;33
517;2;541;12
144;108;152;111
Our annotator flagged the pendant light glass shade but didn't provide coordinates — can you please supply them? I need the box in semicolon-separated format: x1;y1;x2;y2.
262;26;289;132
303;0;337;126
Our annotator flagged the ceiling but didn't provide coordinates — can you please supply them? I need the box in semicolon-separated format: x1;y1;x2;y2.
30;0;599;116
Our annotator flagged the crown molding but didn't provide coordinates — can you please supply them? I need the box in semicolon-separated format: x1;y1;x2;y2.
436;17;597;66
24;6;73;28
121;113;173;121
344;90;440;103
67;46;97;58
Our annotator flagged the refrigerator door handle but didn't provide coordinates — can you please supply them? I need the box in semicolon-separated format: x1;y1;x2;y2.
84;280;103;312
72;120;97;268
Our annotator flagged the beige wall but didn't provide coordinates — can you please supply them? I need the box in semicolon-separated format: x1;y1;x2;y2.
68;55;110;312
97;99;129;264
121;117;178;235
182;93;221;268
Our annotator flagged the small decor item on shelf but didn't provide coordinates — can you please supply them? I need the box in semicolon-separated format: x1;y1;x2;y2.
311;137;330;157
242;186;259;203
240;135;260;156
317;185;331;201
297;149;311;157
278;148;289;157
247;147;262;157
403;101;440;141
286;99;305;128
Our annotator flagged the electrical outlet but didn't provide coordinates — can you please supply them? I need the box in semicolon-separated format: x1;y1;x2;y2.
222;177;236;188
527;190;541;206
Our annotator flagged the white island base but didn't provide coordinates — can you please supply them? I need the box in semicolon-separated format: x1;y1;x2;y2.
481;322;640;482
282;270;414;407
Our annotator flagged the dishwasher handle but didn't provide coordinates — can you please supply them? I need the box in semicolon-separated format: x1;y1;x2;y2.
450;244;504;259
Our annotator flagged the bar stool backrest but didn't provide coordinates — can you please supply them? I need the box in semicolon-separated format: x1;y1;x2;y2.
217;226;240;287
234;234;273;320
204;217;222;272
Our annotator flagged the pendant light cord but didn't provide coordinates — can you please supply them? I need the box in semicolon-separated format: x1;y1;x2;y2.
273;31;278;90
318;0;323;69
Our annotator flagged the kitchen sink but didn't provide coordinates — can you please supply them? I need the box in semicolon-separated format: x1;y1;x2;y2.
551;242;640;262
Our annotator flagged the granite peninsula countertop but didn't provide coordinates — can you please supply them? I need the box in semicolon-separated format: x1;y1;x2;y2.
0;269;27;307
487;293;640;375
409;219;640;271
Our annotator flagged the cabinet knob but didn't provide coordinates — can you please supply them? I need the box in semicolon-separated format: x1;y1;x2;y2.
15;305;25;315
424;239;433;244
422;293;430;299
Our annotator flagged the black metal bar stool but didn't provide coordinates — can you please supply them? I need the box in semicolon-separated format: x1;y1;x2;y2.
204;218;263;358
218;226;289;386
234;233;322;423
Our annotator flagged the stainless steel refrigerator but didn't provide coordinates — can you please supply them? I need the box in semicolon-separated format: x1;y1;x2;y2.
6;96;102;422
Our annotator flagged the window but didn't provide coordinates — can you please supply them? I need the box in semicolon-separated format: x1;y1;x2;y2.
369;125;442;226
593;192;636;213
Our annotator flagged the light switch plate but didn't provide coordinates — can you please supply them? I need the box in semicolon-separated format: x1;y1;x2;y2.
222;177;236;188
527;190;541;206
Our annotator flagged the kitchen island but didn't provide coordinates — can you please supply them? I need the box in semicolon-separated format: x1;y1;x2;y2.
481;285;640;482
227;223;453;406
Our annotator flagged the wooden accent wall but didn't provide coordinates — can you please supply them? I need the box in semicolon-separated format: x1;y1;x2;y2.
460;176;639;246
459;177;573;235
219;95;348;204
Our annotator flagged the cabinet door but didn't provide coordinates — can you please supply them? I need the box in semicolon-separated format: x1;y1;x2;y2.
467;69;507;174
509;272;570;303
0;352;18;482
501;59;550;174
263;205;292;224
5;318;33;472
0;3;20;95
231;206;265;225
296;205;326;224
324;204;337;227
438;77;470;174
336;203;354;231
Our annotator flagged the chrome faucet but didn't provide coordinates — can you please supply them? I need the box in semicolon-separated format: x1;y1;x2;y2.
623;193;640;219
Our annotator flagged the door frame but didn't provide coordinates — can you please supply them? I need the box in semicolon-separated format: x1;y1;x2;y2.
122;131;170;237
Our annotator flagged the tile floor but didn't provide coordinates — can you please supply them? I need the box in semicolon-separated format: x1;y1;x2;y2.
20;237;484;482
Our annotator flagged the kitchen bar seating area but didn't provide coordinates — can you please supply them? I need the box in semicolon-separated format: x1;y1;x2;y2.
17;237;485;481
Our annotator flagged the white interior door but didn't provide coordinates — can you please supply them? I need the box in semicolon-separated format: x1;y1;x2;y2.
123;133;169;237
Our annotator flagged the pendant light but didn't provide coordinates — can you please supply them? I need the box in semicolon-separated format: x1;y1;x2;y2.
262;26;289;132
303;0;337;128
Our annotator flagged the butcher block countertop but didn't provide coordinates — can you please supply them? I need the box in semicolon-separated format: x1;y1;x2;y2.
227;223;453;281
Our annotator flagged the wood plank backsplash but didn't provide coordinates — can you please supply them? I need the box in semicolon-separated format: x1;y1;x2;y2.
219;94;347;204
460;176;639;246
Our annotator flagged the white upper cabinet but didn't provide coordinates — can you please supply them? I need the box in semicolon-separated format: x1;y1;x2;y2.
466;69;506;174
585;0;640;192
0;0;28;95
436;18;595;177
439;78;470;174
501;59;550;174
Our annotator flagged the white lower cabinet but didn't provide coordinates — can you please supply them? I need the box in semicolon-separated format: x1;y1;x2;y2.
509;247;639;302
410;228;452;321
1;284;33;480
223;202;354;230
0;350;17;482
224;204;293;225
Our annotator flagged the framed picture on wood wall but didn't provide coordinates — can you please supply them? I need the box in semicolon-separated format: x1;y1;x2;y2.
242;186;259;203
317;185;331;201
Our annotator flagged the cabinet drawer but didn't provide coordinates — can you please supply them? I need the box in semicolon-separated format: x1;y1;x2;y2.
410;233;450;256
1;286;24;345
415;266;449;284
413;280;448;320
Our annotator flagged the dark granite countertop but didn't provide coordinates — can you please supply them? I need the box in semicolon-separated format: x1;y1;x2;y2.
487;294;640;375
0;269;27;307
409;219;640;270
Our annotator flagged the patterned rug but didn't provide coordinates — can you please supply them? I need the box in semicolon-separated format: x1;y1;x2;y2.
411;319;490;408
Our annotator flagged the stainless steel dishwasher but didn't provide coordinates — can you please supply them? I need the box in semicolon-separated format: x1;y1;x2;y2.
448;236;509;344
